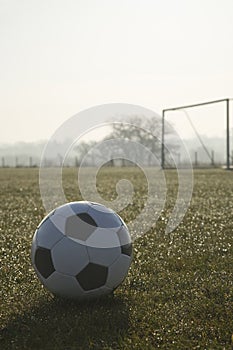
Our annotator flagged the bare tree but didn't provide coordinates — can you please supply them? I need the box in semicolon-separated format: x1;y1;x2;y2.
105;115;178;166
75;115;179;167
75;141;98;166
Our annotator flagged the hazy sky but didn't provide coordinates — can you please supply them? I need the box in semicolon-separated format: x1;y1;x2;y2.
1;0;233;143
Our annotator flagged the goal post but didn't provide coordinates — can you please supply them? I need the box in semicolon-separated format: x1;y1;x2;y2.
161;98;231;170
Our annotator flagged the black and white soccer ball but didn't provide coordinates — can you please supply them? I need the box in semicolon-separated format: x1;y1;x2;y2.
31;201;133;300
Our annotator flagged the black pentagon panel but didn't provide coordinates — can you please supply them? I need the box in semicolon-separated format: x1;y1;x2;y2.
35;247;55;279
121;243;133;257
89;207;122;228
76;263;108;291
65;213;97;241
78;213;97;226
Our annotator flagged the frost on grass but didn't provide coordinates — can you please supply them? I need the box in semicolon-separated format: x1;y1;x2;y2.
0;168;232;350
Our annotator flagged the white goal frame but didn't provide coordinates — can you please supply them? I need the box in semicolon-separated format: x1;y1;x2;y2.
161;98;232;169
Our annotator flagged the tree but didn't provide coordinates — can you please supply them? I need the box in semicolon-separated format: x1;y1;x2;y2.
75;141;97;166
104;115;178;166
75;115;179;167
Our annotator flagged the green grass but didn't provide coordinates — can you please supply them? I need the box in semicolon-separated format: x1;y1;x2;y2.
0;168;232;349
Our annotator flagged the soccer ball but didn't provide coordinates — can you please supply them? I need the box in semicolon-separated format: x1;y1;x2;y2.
31;201;133;300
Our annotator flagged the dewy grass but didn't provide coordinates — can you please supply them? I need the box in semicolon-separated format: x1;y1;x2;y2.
0;168;232;349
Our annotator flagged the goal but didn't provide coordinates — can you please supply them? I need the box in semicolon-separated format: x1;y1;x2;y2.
161;98;232;169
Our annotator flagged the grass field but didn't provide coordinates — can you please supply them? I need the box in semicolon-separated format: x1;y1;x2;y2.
0;167;232;349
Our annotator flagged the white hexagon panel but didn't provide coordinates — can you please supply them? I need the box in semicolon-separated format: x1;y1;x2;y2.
51;237;89;275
